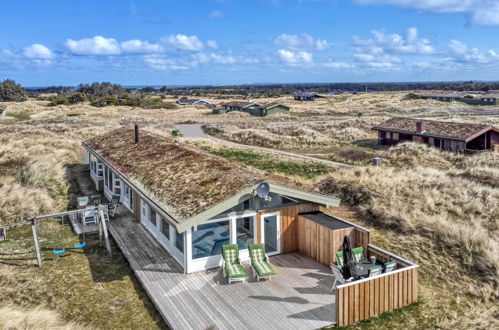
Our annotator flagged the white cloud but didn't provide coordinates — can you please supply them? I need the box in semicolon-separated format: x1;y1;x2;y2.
143;55;189;70
323;61;354;69
278;49;313;66
192;52;241;65
275;33;329;51
210;10;225;19
65;34;210;55
120;39;163;54
448;39;499;64
65;36;121;55
23;43;54;59
207;40;219;49
163;34;204;51
355;0;499;26
352;28;435;55
210;53;236;64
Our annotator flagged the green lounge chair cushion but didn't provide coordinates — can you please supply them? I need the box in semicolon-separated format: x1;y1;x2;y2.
221;244;247;279
351;247;364;262
336;251;344;267
250;248;276;276
225;263;246;278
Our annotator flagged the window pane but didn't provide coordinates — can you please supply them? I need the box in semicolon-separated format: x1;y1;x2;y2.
192;221;230;259
149;207;157;226
161;217;170;239
175;229;184;252
236;217;254;250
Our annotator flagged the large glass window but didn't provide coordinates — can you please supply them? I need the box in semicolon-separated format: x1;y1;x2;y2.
160;217;170;239
149;207;157;226
175;229;184;252
191;221;230;259
236;217;255;250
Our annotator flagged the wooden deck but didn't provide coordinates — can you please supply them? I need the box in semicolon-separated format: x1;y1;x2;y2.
68;213;99;235
108;207;336;329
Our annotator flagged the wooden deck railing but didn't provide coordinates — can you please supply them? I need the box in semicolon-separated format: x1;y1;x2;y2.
335;245;419;326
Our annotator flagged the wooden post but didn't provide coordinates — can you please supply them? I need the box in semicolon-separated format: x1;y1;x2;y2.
98;213;103;245
31;218;42;267
99;207;112;256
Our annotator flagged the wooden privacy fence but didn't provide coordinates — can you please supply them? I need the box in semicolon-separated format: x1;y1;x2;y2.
335;244;419;326
297;214;370;267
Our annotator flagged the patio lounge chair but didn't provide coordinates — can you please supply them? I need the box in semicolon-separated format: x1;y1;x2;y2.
351;247;364;262
384;260;397;273
330;264;353;292
336;251;344;267
368;265;382;277
221;244;247;284
248;243;276;281
108;195;120;217
82;209;97;225
77;196;89;209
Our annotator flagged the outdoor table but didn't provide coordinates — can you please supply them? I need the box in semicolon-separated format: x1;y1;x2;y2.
350;260;382;279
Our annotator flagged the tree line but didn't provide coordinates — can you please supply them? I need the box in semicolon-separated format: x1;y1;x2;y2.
2;79;499;103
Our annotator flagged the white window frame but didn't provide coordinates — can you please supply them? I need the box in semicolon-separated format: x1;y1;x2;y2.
186;213;257;273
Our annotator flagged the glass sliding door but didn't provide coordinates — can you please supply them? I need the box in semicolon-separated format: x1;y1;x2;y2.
261;212;280;256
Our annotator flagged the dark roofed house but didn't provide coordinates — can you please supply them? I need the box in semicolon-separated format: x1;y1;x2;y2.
176;98;214;107
419;91;499;105
81;127;418;328
372;117;499;153
292;91;324;101
214;100;290;116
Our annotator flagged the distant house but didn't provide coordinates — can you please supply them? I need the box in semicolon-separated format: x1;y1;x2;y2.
372;117;499;153
419;91;499;105
292;92;324;101
176;98;214;108
214;101;290;116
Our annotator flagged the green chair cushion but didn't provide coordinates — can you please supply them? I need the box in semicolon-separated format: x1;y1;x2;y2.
351;247;364;262
336;251;344;267
249;244;276;277
226;263;246;278
222;244;239;265
253;261;276;276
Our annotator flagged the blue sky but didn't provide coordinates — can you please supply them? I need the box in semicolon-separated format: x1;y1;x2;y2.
1;0;499;86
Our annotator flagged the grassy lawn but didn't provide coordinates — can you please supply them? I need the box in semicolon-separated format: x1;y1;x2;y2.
0;220;166;329
207;147;333;179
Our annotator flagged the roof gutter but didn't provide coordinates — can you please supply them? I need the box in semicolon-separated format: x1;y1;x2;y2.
82;141;181;229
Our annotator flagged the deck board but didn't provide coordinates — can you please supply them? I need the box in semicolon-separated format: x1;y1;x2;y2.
108;207;336;330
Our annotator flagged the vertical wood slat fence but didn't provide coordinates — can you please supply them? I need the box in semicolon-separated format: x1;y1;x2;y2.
296;214;370;267
336;245;419;326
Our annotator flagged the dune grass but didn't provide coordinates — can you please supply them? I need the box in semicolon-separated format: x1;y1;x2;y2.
1;97;498;329
205;147;332;179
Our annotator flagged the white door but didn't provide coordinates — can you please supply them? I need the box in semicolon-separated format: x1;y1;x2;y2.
260;212;280;256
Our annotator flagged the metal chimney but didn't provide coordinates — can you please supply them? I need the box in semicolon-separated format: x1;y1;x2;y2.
134;124;139;143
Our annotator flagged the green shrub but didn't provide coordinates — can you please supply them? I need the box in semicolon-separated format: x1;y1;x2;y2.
48;95;69;106
0;79;27;102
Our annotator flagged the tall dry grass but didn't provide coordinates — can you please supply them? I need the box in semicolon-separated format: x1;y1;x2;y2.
317;145;499;299
0;305;92;330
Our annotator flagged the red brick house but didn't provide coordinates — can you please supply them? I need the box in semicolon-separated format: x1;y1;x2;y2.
372;117;499;153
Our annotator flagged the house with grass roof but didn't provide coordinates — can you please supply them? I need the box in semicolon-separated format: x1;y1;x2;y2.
372;117;499;153
82;127;419;328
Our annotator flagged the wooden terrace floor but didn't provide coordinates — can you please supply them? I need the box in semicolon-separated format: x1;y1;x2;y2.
108;207;336;329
